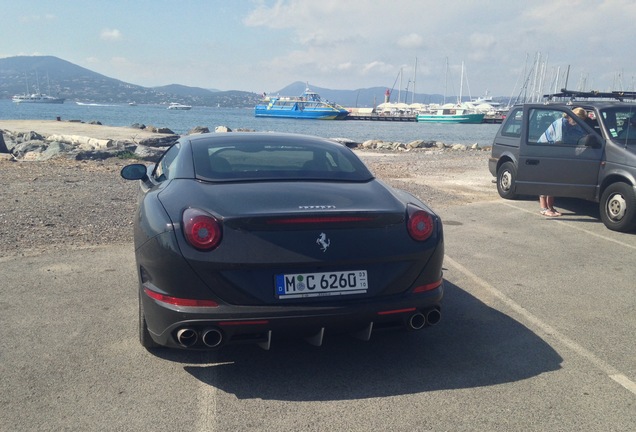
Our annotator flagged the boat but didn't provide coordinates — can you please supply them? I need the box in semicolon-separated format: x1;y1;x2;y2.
12;72;65;104
416;105;485;124
167;102;192;110
254;87;349;120
12;93;65;104
417;60;484;124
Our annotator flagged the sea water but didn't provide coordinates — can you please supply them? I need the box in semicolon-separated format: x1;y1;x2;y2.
0;100;500;146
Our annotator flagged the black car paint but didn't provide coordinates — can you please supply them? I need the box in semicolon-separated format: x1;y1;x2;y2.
122;132;444;349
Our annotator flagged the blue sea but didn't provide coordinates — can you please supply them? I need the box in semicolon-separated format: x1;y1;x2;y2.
0;100;500;147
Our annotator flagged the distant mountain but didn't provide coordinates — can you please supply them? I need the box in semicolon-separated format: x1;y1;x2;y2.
0;56;503;108
0;55;259;107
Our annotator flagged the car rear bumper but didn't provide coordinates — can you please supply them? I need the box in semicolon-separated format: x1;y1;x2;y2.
142;283;444;349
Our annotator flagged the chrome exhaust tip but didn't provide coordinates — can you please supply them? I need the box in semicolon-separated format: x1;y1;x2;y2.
202;328;223;348
176;328;198;347
407;312;427;330
426;308;441;326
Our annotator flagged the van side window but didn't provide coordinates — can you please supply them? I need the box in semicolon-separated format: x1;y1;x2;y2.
528;109;563;143
528;108;588;145
501;108;523;137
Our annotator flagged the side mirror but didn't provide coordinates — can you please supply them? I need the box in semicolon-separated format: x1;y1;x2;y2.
580;134;602;149
120;163;149;181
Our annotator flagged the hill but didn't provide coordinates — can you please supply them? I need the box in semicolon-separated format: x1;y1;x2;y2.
0;55;501;108
275;81;447;108
0;56;259;107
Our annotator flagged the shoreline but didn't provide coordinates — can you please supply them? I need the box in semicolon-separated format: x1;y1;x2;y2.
1;119;492;163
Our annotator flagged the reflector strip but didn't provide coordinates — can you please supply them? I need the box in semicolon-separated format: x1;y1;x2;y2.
413;279;443;293
267;216;374;224
143;287;219;307
219;320;269;326
377;307;417;316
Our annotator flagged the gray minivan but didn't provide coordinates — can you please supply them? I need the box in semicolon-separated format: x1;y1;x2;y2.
489;90;636;232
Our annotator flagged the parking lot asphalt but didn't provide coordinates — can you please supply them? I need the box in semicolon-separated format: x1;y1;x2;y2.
1;197;635;431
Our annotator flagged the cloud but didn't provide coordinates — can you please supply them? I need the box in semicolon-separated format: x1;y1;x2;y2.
19;14;56;23
100;28;123;41
397;33;424;49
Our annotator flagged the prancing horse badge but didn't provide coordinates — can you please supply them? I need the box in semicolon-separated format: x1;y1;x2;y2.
316;233;330;252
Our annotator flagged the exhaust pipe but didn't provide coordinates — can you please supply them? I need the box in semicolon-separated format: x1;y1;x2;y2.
176;328;198;347
202;328;223;348
407;312;426;330
426;309;441;326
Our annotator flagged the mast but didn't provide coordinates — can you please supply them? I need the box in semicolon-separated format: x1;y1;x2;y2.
459;61;464;105
398;67;403;103
412;57;417;104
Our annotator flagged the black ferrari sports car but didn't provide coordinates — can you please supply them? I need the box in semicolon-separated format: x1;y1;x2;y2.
120;132;444;350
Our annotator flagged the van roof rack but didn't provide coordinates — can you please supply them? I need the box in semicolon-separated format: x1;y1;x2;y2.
544;88;636;102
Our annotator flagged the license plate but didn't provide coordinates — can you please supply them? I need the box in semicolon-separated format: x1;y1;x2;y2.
275;270;368;299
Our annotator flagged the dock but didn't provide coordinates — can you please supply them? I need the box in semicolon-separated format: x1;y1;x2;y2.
344;114;504;123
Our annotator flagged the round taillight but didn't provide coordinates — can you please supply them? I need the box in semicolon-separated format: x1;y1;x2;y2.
407;205;435;241
183;208;222;251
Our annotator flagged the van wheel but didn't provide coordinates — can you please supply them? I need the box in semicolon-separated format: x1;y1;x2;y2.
600;182;636;232
497;161;518;199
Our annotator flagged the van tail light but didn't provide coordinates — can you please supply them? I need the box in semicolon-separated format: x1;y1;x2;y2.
406;204;435;241
183;208;222;251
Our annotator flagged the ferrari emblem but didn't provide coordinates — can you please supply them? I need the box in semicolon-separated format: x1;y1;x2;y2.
316;233;331;252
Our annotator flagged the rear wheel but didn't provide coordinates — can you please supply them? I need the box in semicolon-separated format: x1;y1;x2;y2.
497;161;518;199
139;294;160;349
600;182;636;232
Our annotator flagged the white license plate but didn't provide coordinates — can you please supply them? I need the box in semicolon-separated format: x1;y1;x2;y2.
275;270;368;299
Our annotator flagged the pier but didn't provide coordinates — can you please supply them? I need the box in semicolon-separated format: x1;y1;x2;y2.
344;114;504;123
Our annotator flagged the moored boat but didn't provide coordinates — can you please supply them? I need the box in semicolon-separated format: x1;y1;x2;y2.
255;87;348;120
417;105;485;124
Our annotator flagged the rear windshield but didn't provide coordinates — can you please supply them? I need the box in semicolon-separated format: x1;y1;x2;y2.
192;139;374;182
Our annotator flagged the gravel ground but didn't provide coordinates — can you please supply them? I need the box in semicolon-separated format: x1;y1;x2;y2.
0;149;495;256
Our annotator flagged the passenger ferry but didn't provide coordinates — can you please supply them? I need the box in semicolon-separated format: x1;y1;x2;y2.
255;87;348;120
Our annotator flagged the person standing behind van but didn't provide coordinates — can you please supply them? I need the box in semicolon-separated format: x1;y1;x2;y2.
538;107;588;217
538;107;588;144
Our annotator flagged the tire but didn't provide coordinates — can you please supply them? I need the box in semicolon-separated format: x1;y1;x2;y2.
599;182;636;232
497;161;518;199
139;294;160;349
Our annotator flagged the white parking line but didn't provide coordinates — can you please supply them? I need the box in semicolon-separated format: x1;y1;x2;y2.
195;353;221;431
444;254;636;397
501;202;636;250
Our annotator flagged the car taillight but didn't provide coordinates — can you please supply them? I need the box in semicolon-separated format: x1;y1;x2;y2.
183;208;222;251
407;204;435;241
144;287;219;307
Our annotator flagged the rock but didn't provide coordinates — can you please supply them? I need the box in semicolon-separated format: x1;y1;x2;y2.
41;142;74;160
215;125;232;133
21;131;45;142
330;137;359;148
0;132;8;153
133;145;165;161
138;135;179;147
451;144;468;151
188;126;210;135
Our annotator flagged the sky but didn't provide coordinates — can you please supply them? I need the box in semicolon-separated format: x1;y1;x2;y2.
3;0;636;99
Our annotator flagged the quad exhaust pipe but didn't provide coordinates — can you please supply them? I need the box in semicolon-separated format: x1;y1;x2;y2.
406;308;441;330
175;327;224;348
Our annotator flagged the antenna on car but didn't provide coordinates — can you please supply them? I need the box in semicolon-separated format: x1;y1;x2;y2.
544;88;636;102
